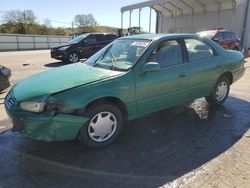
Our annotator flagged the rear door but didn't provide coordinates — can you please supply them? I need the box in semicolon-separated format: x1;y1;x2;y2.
184;37;224;100
135;38;189;117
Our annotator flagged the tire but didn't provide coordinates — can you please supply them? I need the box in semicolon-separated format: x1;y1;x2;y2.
205;76;230;106
78;103;124;148
68;52;79;63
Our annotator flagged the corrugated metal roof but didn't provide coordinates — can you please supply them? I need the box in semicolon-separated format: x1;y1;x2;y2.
121;0;237;17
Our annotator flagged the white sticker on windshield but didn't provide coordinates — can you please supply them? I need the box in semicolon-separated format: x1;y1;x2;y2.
131;41;150;47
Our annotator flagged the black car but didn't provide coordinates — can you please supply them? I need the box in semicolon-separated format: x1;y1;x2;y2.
51;33;118;63
0;65;11;92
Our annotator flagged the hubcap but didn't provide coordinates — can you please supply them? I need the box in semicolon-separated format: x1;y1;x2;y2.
69;53;79;63
216;81;228;101
88;112;117;142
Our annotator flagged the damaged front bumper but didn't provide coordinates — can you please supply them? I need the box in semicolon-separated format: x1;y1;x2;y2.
5;107;89;141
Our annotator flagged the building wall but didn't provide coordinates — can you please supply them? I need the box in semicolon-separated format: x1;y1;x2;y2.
0;33;70;51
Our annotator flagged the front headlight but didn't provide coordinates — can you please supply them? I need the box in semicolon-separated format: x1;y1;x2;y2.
19;101;46;113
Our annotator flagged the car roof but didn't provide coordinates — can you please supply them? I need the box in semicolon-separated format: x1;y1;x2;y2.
119;33;199;41
88;32;117;35
199;29;234;33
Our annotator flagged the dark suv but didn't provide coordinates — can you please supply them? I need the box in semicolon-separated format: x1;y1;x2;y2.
197;30;241;51
51;33;118;63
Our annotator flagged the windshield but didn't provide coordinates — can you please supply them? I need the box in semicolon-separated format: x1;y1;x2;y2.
85;39;151;71
68;34;88;44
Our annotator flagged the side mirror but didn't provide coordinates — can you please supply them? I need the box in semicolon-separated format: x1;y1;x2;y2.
141;62;160;73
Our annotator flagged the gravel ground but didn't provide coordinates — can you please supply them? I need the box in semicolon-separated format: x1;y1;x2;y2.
0;50;249;188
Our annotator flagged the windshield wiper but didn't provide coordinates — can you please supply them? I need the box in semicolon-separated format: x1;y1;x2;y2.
92;45;112;67
108;50;117;70
93;45;117;70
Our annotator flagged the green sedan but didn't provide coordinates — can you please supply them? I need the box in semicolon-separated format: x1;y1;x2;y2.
4;34;245;148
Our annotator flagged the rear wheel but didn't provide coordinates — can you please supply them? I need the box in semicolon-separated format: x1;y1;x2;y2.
78;103;124;148
205;76;230;106
68;52;79;63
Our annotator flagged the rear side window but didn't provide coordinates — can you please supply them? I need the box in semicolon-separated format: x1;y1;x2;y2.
231;32;237;39
185;38;215;61
148;39;183;68
85;35;97;42
98;35;117;41
106;35;117;40
97;34;105;41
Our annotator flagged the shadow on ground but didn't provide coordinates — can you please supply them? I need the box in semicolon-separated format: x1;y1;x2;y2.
44;61;66;67
0;96;249;188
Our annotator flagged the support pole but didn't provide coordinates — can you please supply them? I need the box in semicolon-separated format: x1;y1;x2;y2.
121;12;124;29
149;8;152;33
161;3;164;33
216;1;221;29
241;0;250;48
203;8;206;30
139;8;141;29
129;10;132;28
71;22;74;35
173;2;178;32
155;10;159;33
231;0;236;30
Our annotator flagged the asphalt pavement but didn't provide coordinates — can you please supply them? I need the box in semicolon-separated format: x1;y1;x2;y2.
0;50;249;188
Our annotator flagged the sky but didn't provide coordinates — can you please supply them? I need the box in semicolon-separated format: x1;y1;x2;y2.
0;0;156;32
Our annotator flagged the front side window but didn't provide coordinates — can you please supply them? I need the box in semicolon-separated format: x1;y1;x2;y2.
148;40;183;68
68;34;88;44
85;35;97;43
185;38;215;62
85;39;151;71
214;32;223;41
222;32;232;40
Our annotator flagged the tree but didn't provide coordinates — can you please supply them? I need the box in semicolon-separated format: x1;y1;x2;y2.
2;9;36;24
23;10;36;24
43;18;52;27
2;9;36;34
73;14;97;28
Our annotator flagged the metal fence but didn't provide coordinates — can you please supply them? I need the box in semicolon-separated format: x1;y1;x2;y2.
0;33;71;51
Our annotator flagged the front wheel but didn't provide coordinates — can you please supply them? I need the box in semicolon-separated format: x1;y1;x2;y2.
205;76;230;106
68;52;79;63
78;103;124;148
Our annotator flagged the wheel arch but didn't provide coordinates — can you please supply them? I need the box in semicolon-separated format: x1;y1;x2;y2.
85;96;128;121
68;50;81;56
220;72;233;85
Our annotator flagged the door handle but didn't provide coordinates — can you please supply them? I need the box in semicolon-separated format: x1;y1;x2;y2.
179;73;186;78
217;65;222;68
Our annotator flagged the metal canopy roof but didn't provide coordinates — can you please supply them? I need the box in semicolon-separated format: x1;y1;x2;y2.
121;0;236;17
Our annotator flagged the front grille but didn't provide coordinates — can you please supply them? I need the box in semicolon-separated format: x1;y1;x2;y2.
5;91;16;109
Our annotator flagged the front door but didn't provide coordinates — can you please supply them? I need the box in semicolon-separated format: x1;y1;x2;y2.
80;35;98;58
135;39;189;117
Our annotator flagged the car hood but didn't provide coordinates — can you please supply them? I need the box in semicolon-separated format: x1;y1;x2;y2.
52;44;70;49
12;63;123;101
